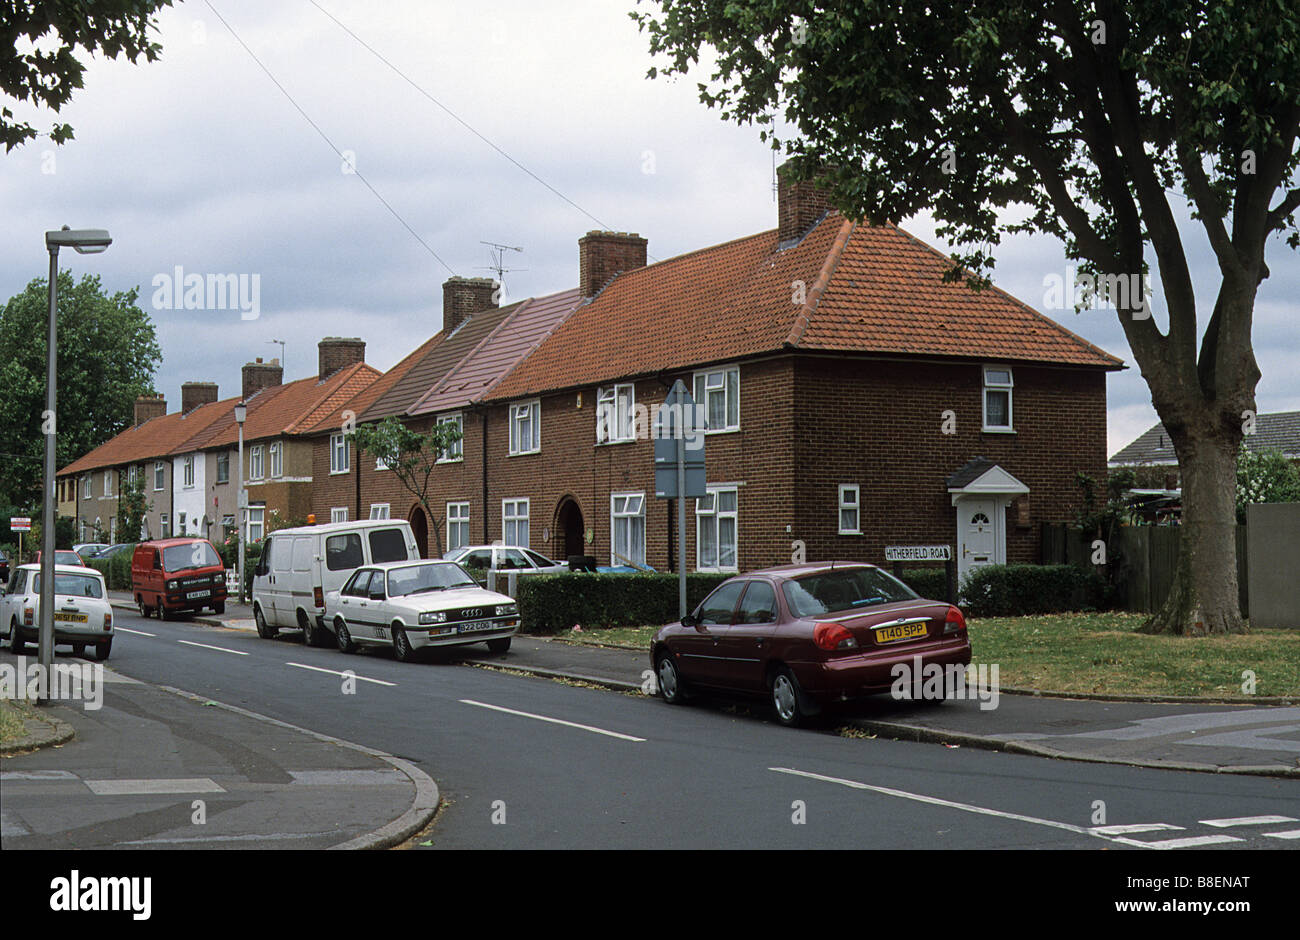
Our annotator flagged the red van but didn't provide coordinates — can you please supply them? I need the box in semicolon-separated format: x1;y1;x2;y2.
132;538;228;619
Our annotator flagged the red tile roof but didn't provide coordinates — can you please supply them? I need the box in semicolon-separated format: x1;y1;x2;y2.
58;398;233;477
488;216;1122;400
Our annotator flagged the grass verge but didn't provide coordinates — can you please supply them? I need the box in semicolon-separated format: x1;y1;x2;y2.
0;697;40;746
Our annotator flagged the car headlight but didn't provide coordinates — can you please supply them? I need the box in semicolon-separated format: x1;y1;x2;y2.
496;603;518;616
167;580;179;590
419;611;448;625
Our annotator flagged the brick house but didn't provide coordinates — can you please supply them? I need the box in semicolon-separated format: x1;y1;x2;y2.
470;175;1124;585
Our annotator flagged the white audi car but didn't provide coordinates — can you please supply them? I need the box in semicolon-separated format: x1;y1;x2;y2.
1;564;114;660
324;559;519;662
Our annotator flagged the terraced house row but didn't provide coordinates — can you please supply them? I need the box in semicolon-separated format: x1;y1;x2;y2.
58;167;1123;584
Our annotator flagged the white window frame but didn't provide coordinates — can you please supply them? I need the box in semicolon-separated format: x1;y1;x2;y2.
269;441;282;478
982;365;1015;432
246;507;264;542
183;455;195;489
332;507;349;523
216;452;229;484
103;470;113;497
695;485;739;573
249;445;265;481
693;366;740;433
437;413;464;463
369;503;390;520
508;400;541;456
610;492;646;567
154;462;165;491
160;513;170;539
838;484;861;535
502;498;530;547
596;383;636;444
330;433;350;474
83;475;92;499
127;464;138;486
446;502;470;553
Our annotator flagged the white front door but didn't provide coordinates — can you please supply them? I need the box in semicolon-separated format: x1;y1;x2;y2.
958;497;999;585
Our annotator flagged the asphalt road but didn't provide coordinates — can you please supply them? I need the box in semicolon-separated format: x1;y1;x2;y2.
69;612;1300;849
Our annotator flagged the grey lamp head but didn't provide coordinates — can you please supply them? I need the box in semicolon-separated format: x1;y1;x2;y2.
45;227;112;254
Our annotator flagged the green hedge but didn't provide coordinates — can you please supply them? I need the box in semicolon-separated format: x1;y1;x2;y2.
896;568;951;600
86;552;134;592
515;572;733;634
960;564;1111;618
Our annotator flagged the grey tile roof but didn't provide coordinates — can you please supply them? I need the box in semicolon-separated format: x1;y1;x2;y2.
945;456;997;489
1110;411;1300;464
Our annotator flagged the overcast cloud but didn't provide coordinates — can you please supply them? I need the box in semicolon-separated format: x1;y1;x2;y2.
2;0;1296;457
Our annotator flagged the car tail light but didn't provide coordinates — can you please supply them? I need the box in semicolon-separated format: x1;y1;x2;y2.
814;621;858;651
23;606;34;626
944;606;966;634
313;586;324;607
104;612;112;630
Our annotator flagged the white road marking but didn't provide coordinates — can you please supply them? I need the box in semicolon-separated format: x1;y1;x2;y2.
1121;834;1244;849
118;831;333;845
1200;815;1297;828
1089;823;1185;835
0;770;80;781
1262;829;1300;840
1;812;30;837
115;626;156;637
84;778;226;795
460;699;646;742
284;661;396;687
178;640;248;656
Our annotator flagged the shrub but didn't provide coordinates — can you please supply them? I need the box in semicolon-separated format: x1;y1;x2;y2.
897;567;951;601
960;564;1111;618
86;551;133;592
514;572;733;634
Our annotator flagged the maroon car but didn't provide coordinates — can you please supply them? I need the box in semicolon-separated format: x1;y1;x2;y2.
651;562;971;727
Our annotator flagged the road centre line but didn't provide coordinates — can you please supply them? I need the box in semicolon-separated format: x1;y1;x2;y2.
285;662;396;686
1089;823;1184;835
115;626;156;637
769;766;1176;849
1129;834;1245;849
459;699;646;742
1200;815;1297;827
1262;830;1300;840
177;640;249;656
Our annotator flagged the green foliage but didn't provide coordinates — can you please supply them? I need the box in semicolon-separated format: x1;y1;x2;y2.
1;1;175;152
25;514;77;555
86;551;133;591
961;564;1112;618
115;473;150;543
348;416;463;555
896;568;950;601
514;572;732;634
0;272;161;507
1236;445;1300;522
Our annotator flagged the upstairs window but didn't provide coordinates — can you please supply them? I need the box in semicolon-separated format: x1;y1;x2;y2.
154;462;165;491
596;383;636;444
269;441;282;478
983;366;1014;431
437;413;464;462
509;401;540;455
838;484;861;535
216;452;229;484
183;456;195;488
693;366;740;432
249;445;264;481
330;433;350;474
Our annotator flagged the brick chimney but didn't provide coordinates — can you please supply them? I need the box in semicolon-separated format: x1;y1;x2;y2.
181;381;219;414
442;277;498;334
777;160;834;244
242;357;283;400
318;337;366;381
579;231;647;298
133;393;167;427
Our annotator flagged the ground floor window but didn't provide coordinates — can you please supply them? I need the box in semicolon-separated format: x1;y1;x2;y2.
447;502;470;553
610;493;645;566
332;507;349;523
247;507;265;542
503;499;529;547
696;486;738;572
369;503;390;520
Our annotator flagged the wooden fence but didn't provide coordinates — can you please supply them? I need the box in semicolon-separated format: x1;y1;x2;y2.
1041;523;1249;615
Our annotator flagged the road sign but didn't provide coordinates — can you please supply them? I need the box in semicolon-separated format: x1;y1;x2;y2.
653;382;706;500
10;517;31;531
885;545;951;562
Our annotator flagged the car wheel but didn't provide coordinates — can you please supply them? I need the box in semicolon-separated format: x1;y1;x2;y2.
392;625;415;662
10;618;26;653
656;650;689;705
486;636;511;654
336;618;356;654
137;597;152;618
160;605;173;622
72;643;87;657
94;639;112;661
298;611;316;646
213;602;225;615
770;666;814;728
254;605;277;639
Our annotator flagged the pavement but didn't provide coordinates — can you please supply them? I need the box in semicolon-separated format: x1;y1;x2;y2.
98;590;1300;779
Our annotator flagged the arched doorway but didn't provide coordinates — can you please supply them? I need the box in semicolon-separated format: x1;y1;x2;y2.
554;497;585;562
408;505;429;558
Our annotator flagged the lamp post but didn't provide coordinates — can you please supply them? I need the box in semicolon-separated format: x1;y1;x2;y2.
40;227;111;704
234;401;247;603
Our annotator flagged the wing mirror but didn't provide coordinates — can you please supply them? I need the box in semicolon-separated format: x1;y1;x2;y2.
680;612;698;628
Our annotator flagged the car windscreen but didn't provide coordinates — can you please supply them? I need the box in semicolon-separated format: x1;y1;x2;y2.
162;542;222;572
368;528;409;563
782;568;918;618
32;573;104;598
386;563;479;597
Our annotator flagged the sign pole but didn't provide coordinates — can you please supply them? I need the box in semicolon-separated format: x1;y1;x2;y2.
676;429;686;619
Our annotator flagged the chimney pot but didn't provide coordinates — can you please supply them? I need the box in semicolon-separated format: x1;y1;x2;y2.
441;276;498;334
579;231;647;298
180;381;219;414
318;337;366;381
777;160;834;244
242;358;284;400
133;393;167;427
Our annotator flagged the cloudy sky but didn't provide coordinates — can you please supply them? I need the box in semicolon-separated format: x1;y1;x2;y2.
2;0;1297;456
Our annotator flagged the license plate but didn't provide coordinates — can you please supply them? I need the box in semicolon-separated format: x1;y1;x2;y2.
186;590;209;599
55;612;87;623
458;620;497;634
875;622;928;644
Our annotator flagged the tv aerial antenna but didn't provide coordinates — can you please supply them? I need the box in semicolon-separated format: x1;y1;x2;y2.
479;241;525;298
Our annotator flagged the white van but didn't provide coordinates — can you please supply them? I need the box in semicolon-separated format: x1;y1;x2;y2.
252;519;420;645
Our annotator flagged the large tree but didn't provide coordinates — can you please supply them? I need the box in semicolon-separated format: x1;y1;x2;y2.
1;0;173;151
0;272;162;507
634;0;1300;634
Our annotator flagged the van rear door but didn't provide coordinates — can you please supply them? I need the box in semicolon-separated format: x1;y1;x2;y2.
290;536;315;621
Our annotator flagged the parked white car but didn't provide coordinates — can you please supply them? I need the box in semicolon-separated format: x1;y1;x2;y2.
1;564;114;660
325;560;519;661
252;519;420;646
443;544;569;581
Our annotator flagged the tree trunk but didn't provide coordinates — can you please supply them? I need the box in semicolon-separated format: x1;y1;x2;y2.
1141;427;1245;635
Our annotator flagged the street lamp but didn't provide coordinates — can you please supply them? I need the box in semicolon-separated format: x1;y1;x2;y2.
40;227;111;704
234;401;247;603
